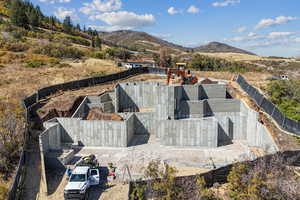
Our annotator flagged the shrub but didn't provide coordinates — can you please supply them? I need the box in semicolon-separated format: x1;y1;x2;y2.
0;102;24;180
0;183;8;200
266;80;300;121
143;160;182;200
89;51;106;59
227;154;300;200
25;60;45;68
0;51;6;57
1;41;29;52
188;54;259;72
0;52;26;64
33;43;85;59
54;63;72;68
105;47;132;60
53;33;91;46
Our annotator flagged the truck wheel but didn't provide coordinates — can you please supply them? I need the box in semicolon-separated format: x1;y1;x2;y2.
84;191;89;200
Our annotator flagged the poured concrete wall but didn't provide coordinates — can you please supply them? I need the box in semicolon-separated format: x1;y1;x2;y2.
156;118;218;147
57;118;129;147
40;123;61;151
201;85;226;99
72;97;88;118
214;113;246;141
240;101;278;153
134;112;153;134
126;114;135;144
180;85;226;101
205;99;240;114
179;101;204;118
117;82;165;111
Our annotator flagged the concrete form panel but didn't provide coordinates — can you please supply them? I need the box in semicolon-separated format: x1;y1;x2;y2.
201;85;226;99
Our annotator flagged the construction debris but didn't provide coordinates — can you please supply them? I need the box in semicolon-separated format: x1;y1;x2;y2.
86;107;123;121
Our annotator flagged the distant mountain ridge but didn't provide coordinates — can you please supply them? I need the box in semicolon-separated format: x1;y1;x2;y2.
99;30;255;55
98;30;189;53
194;42;256;55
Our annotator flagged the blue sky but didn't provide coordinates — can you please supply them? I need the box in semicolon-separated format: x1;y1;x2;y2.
31;0;300;57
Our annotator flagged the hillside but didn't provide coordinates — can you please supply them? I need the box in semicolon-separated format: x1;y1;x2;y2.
98;30;189;54
195;42;256;55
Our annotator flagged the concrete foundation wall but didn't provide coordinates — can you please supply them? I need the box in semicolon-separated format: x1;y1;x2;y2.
201;84;226;99
240;101;278;153
58;118;128;147
134;112;153;135
126;114;135;144
40;123;61;151
214;113;246;141
206;99;241;114
157;118;218;147
179;101;204;118
72;97;88;118
117;82;164;111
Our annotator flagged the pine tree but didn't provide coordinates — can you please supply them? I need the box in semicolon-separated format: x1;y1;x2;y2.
63;16;72;33
87;27;93;36
49;16;56;29
91;37;95;48
76;24;81;31
10;0;28;28
28;9;39;27
95;35;102;50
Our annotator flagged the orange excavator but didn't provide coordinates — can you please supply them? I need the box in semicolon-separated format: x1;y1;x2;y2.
166;63;198;85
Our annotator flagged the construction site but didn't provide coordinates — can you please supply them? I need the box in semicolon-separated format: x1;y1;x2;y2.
34;68;280;199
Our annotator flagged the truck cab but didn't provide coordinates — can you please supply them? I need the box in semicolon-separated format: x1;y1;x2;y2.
64;166;91;200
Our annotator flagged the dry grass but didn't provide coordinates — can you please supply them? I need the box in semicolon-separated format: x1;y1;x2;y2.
0;57;123;106
197;52;294;62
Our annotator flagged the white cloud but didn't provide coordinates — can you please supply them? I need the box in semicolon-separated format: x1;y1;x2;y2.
167;7;179;15
187;5;200;14
212;0;240;7
225;32;262;42
236;26;247;33
267;32;295;39
80;0;122;15
90;11;155;30
295;38;300;43
248;32;257;37
152;33;173;39
255;16;298;29
88;25;124;32
54;7;80;22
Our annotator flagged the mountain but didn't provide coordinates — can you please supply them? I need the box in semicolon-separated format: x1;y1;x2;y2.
194;42;256;55
98;30;189;53
99;31;255;56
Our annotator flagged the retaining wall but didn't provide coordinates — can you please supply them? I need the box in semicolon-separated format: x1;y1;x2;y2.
72;97;88;118
156;118;218;147
57;118;129;147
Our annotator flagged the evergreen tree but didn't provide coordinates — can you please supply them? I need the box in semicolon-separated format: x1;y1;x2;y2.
87;27;93;36
93;30;98;36
76;24;81;31
10;0;28;28
49;16;56;29
95;35;102;50
63;16;72;33
28;9;39;27
91;37;95;48
35;5;43;19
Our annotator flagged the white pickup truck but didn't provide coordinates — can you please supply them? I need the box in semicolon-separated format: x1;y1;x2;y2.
64;166;100;200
